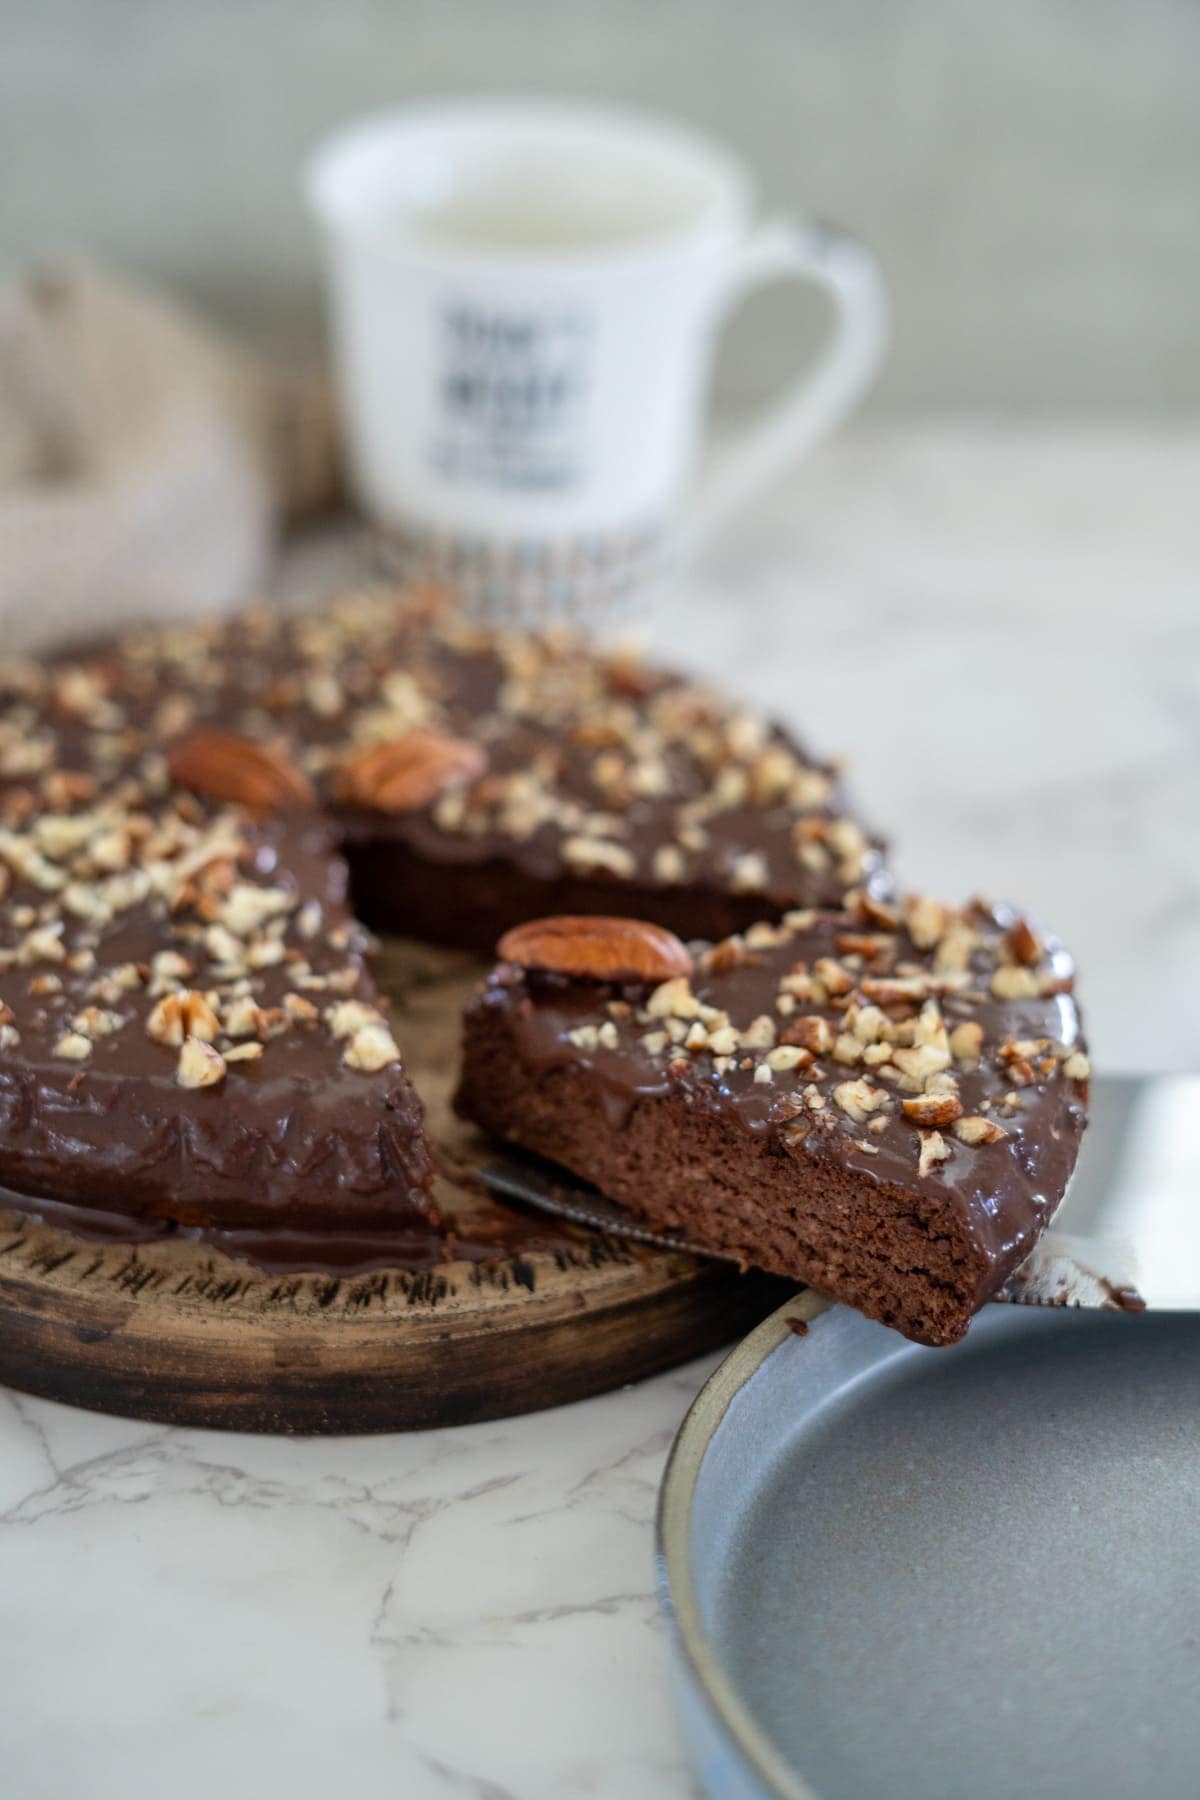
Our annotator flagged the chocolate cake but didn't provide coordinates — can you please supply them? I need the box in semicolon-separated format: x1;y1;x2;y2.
454;900;1090;1344
48;588;885;945
0;793;434;1235
0;588;883;1241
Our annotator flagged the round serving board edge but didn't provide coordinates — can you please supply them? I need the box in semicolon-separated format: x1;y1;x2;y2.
0;1208;791;1434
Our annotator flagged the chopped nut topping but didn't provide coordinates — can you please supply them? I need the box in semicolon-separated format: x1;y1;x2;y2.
146;990;220;1047
562;836;637;878
991;965;1040;1000
1006;918;1043;966
702;935;749;976
835;931;893;962
917;1130;951;1176
731;851;769;894
653;844;686;884
834;1079;888;1123
902;1091;964;1127
220;883;294;937
891;1042;953;1090
327;999;383;1040
745;921;790;950
296;899;323;939
149;950;194;993
813;957;854;997
70;1006;123;1039
933;922;977;974
177;1038;226;1088
781;1014;835;1055
22;923;66;964
342;1021;402;1072
646;976;701;1020
740;1014;777;1051
905;895;946;951
954;1115;1009;1145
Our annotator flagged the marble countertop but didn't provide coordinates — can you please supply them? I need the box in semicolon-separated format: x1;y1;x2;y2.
3;424;1198;1800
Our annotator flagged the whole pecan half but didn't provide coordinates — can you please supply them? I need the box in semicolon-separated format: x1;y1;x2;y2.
335;729;486;813
167;730;314;810
497;916;695;984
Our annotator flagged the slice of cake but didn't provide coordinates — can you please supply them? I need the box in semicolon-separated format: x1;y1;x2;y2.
0;784;433;1235
454;898;1089;1344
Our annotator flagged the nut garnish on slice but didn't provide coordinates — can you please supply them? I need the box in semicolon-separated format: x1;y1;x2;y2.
342;1020;402;1072
498;916;696;984
1006;918;1043;966
177;1038;226;1088
902;1091;964;1127
918;1130;951;1176
146;990;220;1047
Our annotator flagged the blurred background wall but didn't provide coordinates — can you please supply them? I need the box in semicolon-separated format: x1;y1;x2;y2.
2;0;1196;416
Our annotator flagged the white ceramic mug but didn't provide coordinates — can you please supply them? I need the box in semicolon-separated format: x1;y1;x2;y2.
306;99;887;621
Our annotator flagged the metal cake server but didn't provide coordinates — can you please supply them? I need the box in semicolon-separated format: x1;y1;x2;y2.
476;1072;1173;1313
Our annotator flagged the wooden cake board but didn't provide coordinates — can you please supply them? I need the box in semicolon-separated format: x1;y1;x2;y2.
0;941;788;1434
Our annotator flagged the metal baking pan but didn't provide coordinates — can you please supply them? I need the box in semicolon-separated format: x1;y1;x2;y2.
656;1075;1200;1800
658;1300;1200;1799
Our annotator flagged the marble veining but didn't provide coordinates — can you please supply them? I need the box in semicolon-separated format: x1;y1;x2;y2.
0;1361;711;1800
2;425;1197;1798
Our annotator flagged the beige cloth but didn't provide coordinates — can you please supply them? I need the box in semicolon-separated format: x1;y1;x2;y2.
0;261;341;654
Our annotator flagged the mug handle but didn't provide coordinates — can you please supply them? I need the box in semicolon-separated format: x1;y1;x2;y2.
682;218;888;551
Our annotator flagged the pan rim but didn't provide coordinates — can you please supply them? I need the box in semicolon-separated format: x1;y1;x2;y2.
655;1288;833;1800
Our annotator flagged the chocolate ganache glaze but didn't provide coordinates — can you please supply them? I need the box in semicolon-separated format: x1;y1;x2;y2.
0;587;889;1259
0;804;434;1234
48;588;888;944
456;898;1090;1343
